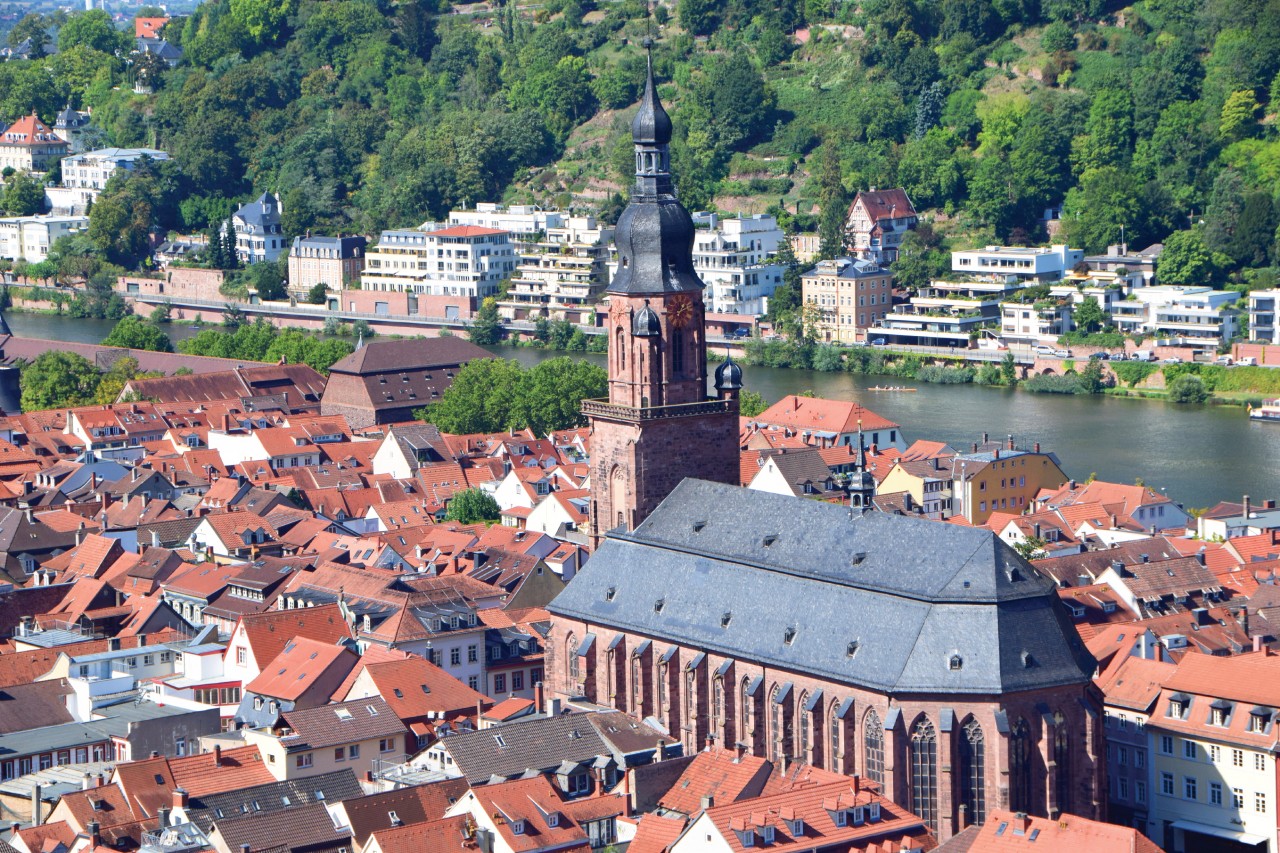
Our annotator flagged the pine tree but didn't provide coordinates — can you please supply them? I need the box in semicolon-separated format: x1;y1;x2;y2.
223;220;239;270
208;225;225;268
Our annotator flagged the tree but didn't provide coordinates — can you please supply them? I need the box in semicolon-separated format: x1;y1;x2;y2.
20;350;101;411
1168;373;1208;403
444;488;501;524
1073;296;1106;333
1013;535;1047;560
222;303;245;329
422;357;527;434
1158;229;1226;286
2;171;45;216
739;389;768;417
306;282;329;304
468;297;504;345
1204;169;1247;256
1000;351;1017;385
1219;89;1260;140
1040;21;1074;53
9;14;51;57
149;303;172;324
678;0;719;36
59;10;129;54
517;357;607;434
1078;357;1106;394
101;315;174;352
1228;192;1277;268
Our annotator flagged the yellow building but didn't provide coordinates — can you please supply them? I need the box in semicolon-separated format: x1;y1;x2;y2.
880;437;1068;526
801;257;893;344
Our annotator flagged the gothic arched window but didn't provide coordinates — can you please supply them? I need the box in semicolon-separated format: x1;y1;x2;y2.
829;701;846;774
798;692;811;761
864;710;884;784
741;677;753;738
630;653;642;712
1010;719;1033;813
672;330;685;374
910;718;938;834
712;676;724;735
657;662;668;710
616;327;625;371
769;685;781;761
959;718;987;828
567;635;579;681
1054;713;1071;815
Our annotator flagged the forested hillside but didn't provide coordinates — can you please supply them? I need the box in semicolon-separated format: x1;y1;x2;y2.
2;0;1280;288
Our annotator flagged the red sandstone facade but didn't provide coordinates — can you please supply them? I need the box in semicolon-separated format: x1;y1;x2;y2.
547;617;1105;841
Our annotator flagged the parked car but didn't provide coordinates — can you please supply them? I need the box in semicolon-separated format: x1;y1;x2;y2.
1053;349;1072;358
1087;352;1110;360
870;338;887;347
1032;344;1055;355
1132;350;1155;362
732;328;751;338
1215;355;1234;365
1240;357;1259;366
1162;356;1183;364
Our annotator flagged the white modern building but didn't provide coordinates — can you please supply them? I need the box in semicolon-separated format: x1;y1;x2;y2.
46;147;170;214
497;215;612;323
1248;290;1280;345
0;214;88;262
1110;286;1240;345
360;224;517;299
691;213;785;314
448;203;564;246
951;244;1083;282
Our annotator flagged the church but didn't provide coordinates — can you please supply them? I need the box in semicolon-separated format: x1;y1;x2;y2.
547;50;1104;843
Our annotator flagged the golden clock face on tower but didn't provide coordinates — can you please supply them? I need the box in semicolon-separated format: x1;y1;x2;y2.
667;295;694;329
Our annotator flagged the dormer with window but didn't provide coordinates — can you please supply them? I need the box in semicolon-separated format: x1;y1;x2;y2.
867;802;881;822
760;824;775;844
1249;707;1273;734
1210;700;1233;727
1168;694;1191;720
510;819;526;835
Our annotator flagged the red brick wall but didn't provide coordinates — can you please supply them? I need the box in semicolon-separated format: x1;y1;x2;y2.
118;269;225;301
587;405;739;546
547;616;1104;841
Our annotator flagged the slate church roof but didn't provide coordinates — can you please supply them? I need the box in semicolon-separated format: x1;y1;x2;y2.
550;479;1096;695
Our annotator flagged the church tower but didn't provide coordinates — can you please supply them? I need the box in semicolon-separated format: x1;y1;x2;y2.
584;46;741;548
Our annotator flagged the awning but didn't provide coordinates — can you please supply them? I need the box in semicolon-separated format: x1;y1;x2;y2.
576;634;595;656
1170;819;1269;847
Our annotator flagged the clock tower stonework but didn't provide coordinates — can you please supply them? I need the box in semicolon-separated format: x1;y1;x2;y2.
584;47;741;548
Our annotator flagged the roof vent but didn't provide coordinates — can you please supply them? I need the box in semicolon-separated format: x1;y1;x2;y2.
1021;651;1036;668
654;598;665;614
783;627;797;645
605;586;616;602
693;521;706;533
949;654;963;671
851;552;866;566
847;640;860;658
763;535;778;547
721;612;732;628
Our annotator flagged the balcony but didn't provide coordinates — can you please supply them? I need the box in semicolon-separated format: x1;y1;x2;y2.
581;398;735;422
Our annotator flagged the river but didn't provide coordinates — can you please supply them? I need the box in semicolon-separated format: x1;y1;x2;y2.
8;313;1273;510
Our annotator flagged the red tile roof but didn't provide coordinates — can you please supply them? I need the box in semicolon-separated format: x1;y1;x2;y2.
755;396;898;436
952;809;1161;852
1;115;62;147
353;657;491;721
247;636;357;702
657;748;773;816
168;745;275;796
429;226;508;238
235;603;351;670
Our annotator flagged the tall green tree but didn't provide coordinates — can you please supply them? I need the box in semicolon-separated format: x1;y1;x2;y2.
1073;296;1106;333
101;316;175;352
20;351;101;411
2;171;45;216
468;297;504;346
444;488;501;524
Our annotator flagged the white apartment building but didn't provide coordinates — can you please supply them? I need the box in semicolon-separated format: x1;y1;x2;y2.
691;213;785;315
1249;290;1280;345
231;192;287;264
448;203;564;245
47;147;170;214
0;214;88;262
951;244;1083;282
1110;286;1239;345
1146;653;1280;853
360;225;516;299
497;216;612;322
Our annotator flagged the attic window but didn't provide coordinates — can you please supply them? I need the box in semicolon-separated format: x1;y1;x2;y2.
335;708;352;720
367;705;378;715
847;640;860;658
763;535;778;547
692;521;706;533
949;654;963;671
1021;651;1036;668
721;612;732;628
393;688;403;698
783;627;796;645
154;774;164;785
654;598;665;614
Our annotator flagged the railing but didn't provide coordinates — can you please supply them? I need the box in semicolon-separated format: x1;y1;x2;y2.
581;398;735;421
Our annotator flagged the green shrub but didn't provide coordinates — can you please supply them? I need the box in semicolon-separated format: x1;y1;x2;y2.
916;365;975;384
1022;374;1084;394
1111;362;1158;387
1168;374;1209;404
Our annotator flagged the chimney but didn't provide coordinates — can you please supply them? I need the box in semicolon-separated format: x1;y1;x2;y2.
82;772;92;791
213;744;222;766
533;681;544;714
1244;495;1252;519
993;449;1000;460
158;807;170;829
982;432;989;444
734;741;747;762
1032;522;1041;539
1068;479;1077;490
150;530;159;548
31;784;41;825
546;697;561;718
1196;548;1206;567
1007;435;1015;450
240;845;250;853
1110;513;1118;529
700;795;715;811
971;442;978;453
88;821;100;847
172;788;188;809
1034;442;1040;453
